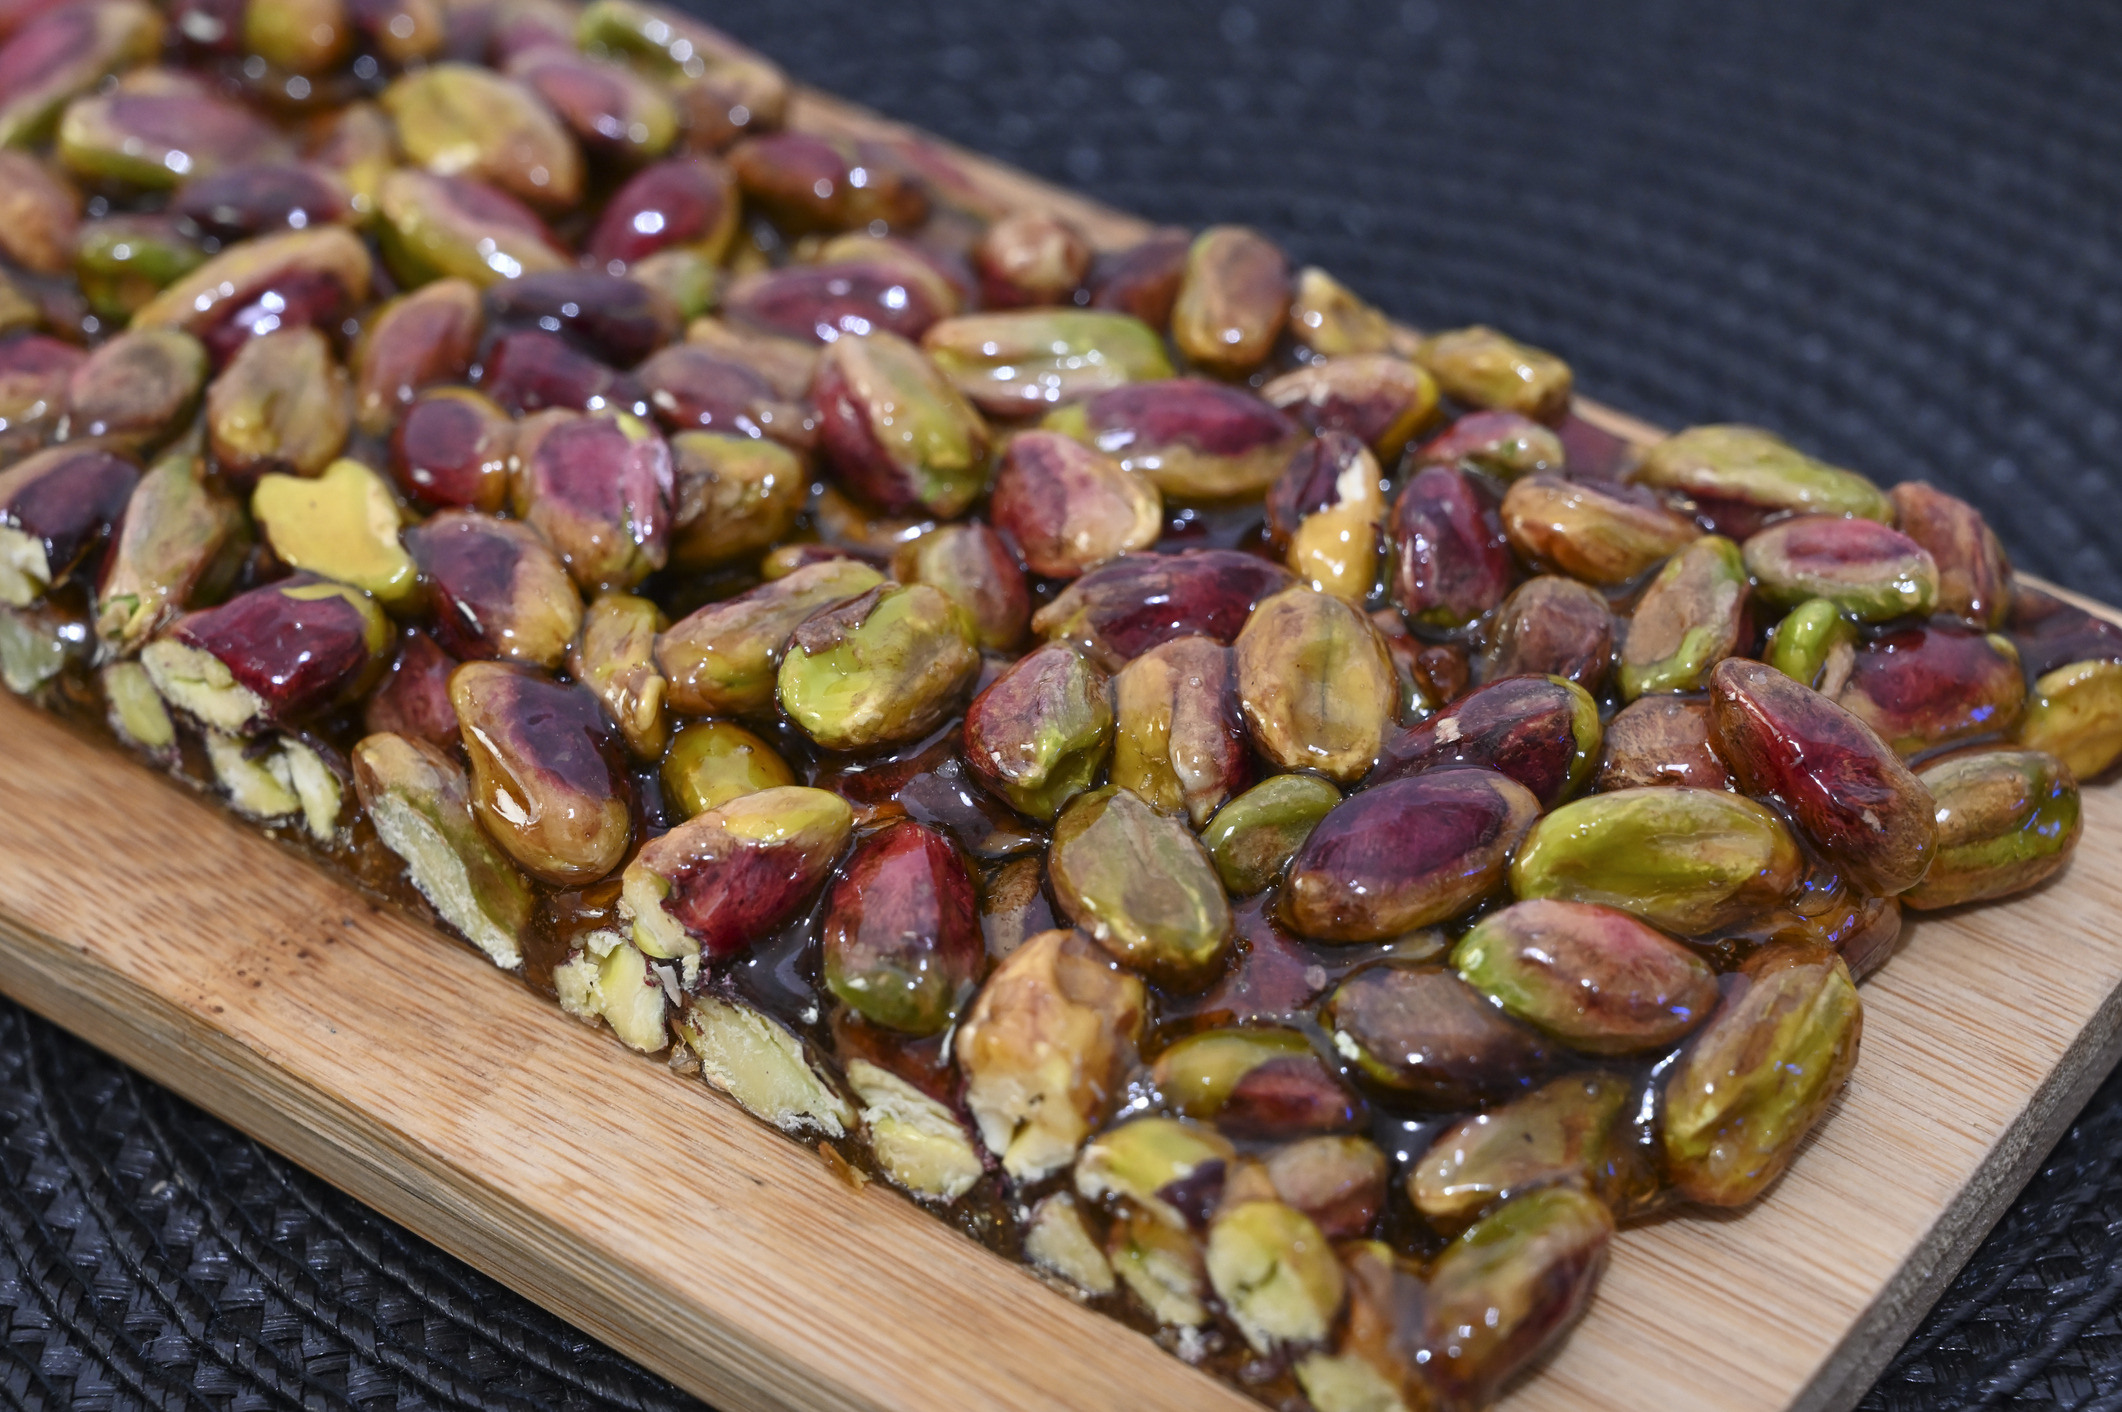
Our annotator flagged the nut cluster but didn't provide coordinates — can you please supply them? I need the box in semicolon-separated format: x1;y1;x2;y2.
0;3;2112;1409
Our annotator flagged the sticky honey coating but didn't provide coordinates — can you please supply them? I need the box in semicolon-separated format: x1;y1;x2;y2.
0;9;2109;1408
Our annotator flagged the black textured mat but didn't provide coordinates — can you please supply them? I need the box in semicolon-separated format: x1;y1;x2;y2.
6;0;2122;1408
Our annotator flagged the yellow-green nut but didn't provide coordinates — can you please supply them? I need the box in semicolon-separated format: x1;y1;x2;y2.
1510;786;1803;935
660;719;794;818
1409;1071;1640;1230
74;215;208;322
351;731;536;970
2017;659;2122;781
1413;324;1572;423
250;459;415;610
1742;514;1939;622
1049;786;1234;991
1233;584;1397;783
1661;942;1861;1206
776;583;981;753
570;591;669;762
1202;774;1342;898
1616;534;1747;700
1287;266;1396;358
380;63;584;212
1632;424;1894;524
1150;1026;1365;1140
1170;225;1290;377
1205;1201;1345;1355
94;447;250;656
374;169;570;289
1764;597;1858;694
961;641;1114;823
1074;1116;1236;1230
1904;749;2082;909
205;327;353;484
666;431;807;572
921;309;1174;417
655;558;884;717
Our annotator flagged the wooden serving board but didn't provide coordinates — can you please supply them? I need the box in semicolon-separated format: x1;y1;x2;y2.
0;84;2118;1412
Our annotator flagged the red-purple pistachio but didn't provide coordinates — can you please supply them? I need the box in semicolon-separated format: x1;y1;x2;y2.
478;328;649;418
171;162;355;243
1261;355;1438;461
144;573;390;734
1389;465;1514;629
1032;549;1297;672
821;819;985;1036
1323;962;1553;1107
389;387;513;513
1889;480;2011;629
1500;474;1700;585
1836;623;2026;757
483;270;681;368
963;640;1114;822
726;131;927;234
722;260;948;346
584;155;739;270
624;785;855;963
1484;575;1615;690
991;429;1160;580
1412;408;1565;481
1111;634;1251;827
361;626;461;753
509;409;673;594
811;330;990;518
890;520;1030;653
450;661;633;887
403;509;583;670
972;210;1091;308
1171;225;1289;376
1045;377;1305;504
1374;674;1602;808
350;277;482;436
636;343;814;447
1452;899;1719;1054
1594;696;1734;792
1087;231;1191;329
0;445;138;605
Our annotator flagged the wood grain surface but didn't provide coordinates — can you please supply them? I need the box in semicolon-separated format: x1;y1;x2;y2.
0;84;2115;1412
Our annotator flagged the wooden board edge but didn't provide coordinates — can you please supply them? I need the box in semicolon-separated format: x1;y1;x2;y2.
0;907;859;1412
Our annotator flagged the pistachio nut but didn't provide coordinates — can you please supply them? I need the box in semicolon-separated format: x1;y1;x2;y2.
1171;225;1289;376
1617;534;1749;699
144;573;389;733
962;640;1113;822
664;431;808;574
821;819;984;1036
842;1056;983;1203
1323;962;1553;1107
1111;634;1250;826
655;557;882;716
403;509;583;669
1388;465;1513;628
202;728;345;840
1511;786;1802;934
1263;1135;1389;1239
1033;548;1295;671
660;718;793;818
1023;1192;1115;1295
93;445;249;655
623;784;853;961
1043;377;1305;503
304;98;394;213
1414;325;1572;423
373;169;569;288
1285;769;1541;942
390;387;513;512
0;149;80;276
1484;575;1614;690
1412;408;1565;481
1234;585;1396;782
102;657;175;752
485;270;679;369
1087;231;1190;330
1375;674;1601;807
509;409;673;593
1661;942;1862;1205
0;0;164;149
381;63;582;211
723;260;947;346
586;154;739;270
1201;773;1342;897
554;930;668;1054
726;130;925;234
1206;1200;1344;1355
250;458;415;609
1107;1206;1209;1328
1150;1027;1364;1140
61;329;204;452
1904;749;2081;909
0;332;78;456
1631;424;1892;534
972;210;1090;308
130;226;372;363
0;445;138;605
1594;695;1734;792
921;308;1173;417
1268;432;1387;603
1453;898;1718;1053
978;854;1056;960
1500;474;1701;585
1743;513;1940;621
677;991;853;1138
569;591;668;761
890;521;1031;653
812;330;989;518
57;73;284;189
1049;786;1234;990
989;429;1160;580
1075;1115;1236;1231
1764;596;1858;695
205;325;352;484
73;213;207;321
361;627;460;754
638;343;812;444
1262;355;1438;461
1709;657;1938;895
505;44;676;167
349;278;482;435
481;329;651;418
2017;659;2122;780
450;661;631;886
1891;480;2011;628
956;927;1146;1182
776;582;981;752
1837;624;2025;756
2009;582;2122;679
1410;1071;1641;1229
352;731;535;969
244;0;350;73
1286;266;1395;357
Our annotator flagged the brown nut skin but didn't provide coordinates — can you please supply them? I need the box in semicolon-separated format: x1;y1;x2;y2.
1033;549;1296;672
1414;324;1574;423
403;510;583;671
666;431;808;573
623;785;855;963
509;410;674;594
1111;635;1250;827
0;333;81;459
1088;232;1191;329
204;326;353;486
149;574;389;732
1261;355;1439;461
1374;675;1602;810
654;557;883;717
726;131;926;234
1389;465;1513;630
1323;962;1554;1107
1661;942;1862;1206
0;445;139;603
811;330;990;519
1413;408;1565;481
891;521;1030;654
1891;482;2010;628
957;928;1147;1182
1485;575;1614;690
1171;225;1290;376
972;210;1090;308
1151;1029;1366;1142
485;271;679;370
1045;377;1305;504
978;855;1056;960
1234;585;1397;783
450;661;632;887
1284;769;1542;943
1501;474;1702;585
1595;696;1734;792
822;819;984;1037
586;156;739;270
1453;899;1719;1054
1904;749;2082;910
1410;1072;1647;1231
1050;786;1235;992
569;592;668;762
1708;656;1938;897
391;387;513;513
990;430;1160;580
0;149;80;277
362;627;461;754
130;228;373;367
1743;514;1940;622
1836;624;2026;757
962;640;1114;823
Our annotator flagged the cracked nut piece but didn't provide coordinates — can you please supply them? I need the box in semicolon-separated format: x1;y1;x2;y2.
1108;1207;1209;1328
404;510;582;669
1617;534;1748;700
1206;1200;1344;1355
1268;432;1388;603
569;591;668;761
1201;773;1341;897
1410;1071;1643;1229
812;330;989;518
1511;786;1802;934
822;820;983;1036
1632;424;1892;535
1050;786;1234;990
1076;1115;1236;1232
554;931;668;1053
777;583;981;752
1171;225;1289;376
624;785;853;962
990;430;1160;580
205;326;353;484
1324;962;1553;1108
1151;1027;1364;1140
93;446;249;656
1414;325;1572;423
2017;659;2122;782
1389;465;1513;629
354;732;535;968
1708;657;1938;896
1661;942;1861;1205
203;728;344;841
1905;749;2081;909
846;1058;982;1203
1375;674;1601;809
1111;634;1249;826
1024;1193;1115;1295
660;718;793;818
1043;377;1304;504
962;641;1114;822
1453;899;1718;1054
655;557;882;717
1744;514;1939;622
451;661;632;887
1501;474;1700;585
144;573;389;733
250;458;415;610
0;445;138;606
1235;585;1396;782
677;991;854;1137
1285;769;1541;942
956;927;1146;1182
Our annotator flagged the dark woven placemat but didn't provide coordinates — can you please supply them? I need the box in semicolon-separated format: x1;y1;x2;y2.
7;0;2122;1407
